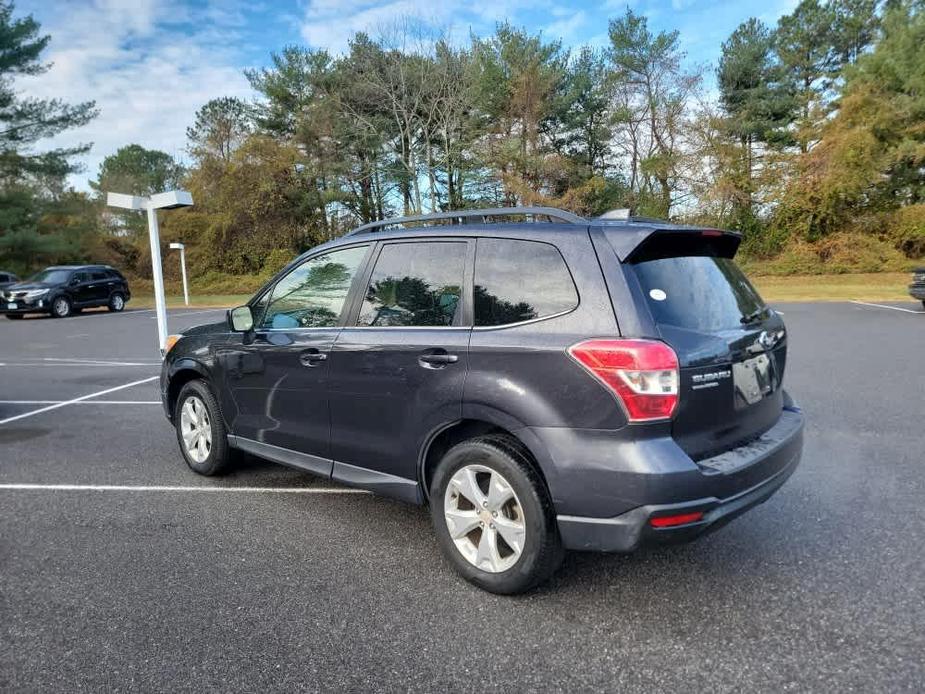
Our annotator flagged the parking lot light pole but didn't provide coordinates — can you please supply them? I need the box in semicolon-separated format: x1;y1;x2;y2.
106;190;194;354
169;242;189;306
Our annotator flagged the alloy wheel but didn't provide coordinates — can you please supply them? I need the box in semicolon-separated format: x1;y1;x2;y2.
443;464;526;573
112;295;124;310
53;298;69;317
180;395;212;463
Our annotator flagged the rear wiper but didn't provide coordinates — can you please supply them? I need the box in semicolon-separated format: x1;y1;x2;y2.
740;308;767;325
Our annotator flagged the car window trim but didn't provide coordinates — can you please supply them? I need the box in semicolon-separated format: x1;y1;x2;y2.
471;236;581;329
346;237;474;329
253;242;375;332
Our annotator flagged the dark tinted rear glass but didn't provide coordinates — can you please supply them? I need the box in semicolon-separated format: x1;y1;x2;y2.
474;238;577;326
631;256;766;332
358;242;466;327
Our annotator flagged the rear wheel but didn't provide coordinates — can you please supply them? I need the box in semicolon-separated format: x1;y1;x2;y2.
430;434;563;594
174;380;233;476
50;296;71;318
108;292;125;312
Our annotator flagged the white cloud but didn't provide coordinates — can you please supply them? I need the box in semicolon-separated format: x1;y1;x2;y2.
299;0;546;53
18;0;255;192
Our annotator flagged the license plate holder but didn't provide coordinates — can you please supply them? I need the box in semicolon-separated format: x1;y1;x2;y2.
733;353;773;407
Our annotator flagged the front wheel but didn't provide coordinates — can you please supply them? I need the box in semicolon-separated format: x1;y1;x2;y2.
430;434;563;594
108;292;125;312
174;380;233;476
50;296;71;318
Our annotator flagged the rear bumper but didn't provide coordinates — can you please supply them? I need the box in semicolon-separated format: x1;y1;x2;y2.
534;399;804;552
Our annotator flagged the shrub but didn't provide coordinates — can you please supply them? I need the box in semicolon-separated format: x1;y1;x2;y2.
743;233;913;275
886;205;925;259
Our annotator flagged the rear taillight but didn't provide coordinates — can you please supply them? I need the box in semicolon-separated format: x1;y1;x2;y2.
568;339;680;422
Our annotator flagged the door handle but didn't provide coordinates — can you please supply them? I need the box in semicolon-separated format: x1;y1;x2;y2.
418;350;459;368
299;349;328;367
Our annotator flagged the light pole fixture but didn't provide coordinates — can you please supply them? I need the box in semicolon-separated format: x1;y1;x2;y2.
106;190;194;354
169;242;189;306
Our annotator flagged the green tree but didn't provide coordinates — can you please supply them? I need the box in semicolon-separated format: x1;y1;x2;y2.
89;144;184;238
186;97;252;162
472;23;568;204
775;0;925;238
608;8;701;217
0;1;97;185
0;2;97;272
775;0;839;151
717;18;795;230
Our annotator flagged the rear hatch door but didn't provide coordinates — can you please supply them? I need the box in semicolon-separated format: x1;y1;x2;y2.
618;229;788;460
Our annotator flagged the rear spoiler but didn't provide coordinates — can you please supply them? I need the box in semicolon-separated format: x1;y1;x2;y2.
597;225;742;263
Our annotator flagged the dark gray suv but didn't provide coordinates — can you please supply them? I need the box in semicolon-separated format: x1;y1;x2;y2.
161;207;804;593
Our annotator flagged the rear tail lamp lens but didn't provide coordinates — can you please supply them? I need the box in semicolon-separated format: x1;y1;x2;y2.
568;339;680;422
650;511;703;528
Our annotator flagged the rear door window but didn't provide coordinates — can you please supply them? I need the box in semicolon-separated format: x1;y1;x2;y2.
474;238;577;326
630;256;766;332
357;242;466;327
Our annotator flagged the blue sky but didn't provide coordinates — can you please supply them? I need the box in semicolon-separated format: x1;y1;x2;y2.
21;0;799;191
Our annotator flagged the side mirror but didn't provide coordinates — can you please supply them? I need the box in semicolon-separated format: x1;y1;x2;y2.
70;277;80;286
228;305;254;332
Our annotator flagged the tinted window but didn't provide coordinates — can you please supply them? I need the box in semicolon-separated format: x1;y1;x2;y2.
91;271;108;281
73;272;89;283
29;269;72;284
474;238;578;326
260;245;368;329
631;256;766;332
358;242;466;327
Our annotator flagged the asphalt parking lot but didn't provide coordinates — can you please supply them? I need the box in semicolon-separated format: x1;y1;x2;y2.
1;301;923;692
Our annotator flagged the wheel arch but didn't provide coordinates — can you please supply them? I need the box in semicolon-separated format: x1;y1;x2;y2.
165;359;213;421
418;412;558;506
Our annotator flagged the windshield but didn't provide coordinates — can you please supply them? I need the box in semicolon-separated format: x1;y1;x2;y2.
631;256;766;332
28;269;72;284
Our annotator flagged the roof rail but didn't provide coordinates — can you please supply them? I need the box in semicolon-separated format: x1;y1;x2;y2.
344;206;587;237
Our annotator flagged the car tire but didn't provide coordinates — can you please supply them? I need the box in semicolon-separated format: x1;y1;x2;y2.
50;296;71;318
174;379;234;476
430;434;563;594
5;314;23;320
108;292;125;312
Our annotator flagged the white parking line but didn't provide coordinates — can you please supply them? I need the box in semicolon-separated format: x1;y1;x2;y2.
0;362;157;367
850;300;924;314
0;484;368;494
0;376;159;426
0;400;160;405
42;357;161;366
150;308;227;319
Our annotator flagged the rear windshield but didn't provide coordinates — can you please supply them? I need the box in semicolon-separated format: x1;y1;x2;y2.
630;256;766;332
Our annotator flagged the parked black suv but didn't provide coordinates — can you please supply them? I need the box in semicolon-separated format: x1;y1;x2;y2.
1;265;131;319
161;207;804;593
0;270;19;289
909;267;925;308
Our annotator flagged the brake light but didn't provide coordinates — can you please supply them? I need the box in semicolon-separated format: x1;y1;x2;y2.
568;339;679;422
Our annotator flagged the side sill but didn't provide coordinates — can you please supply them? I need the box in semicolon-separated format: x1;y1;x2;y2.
332;461;422;505
227;435;422;504
227;435;333;477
